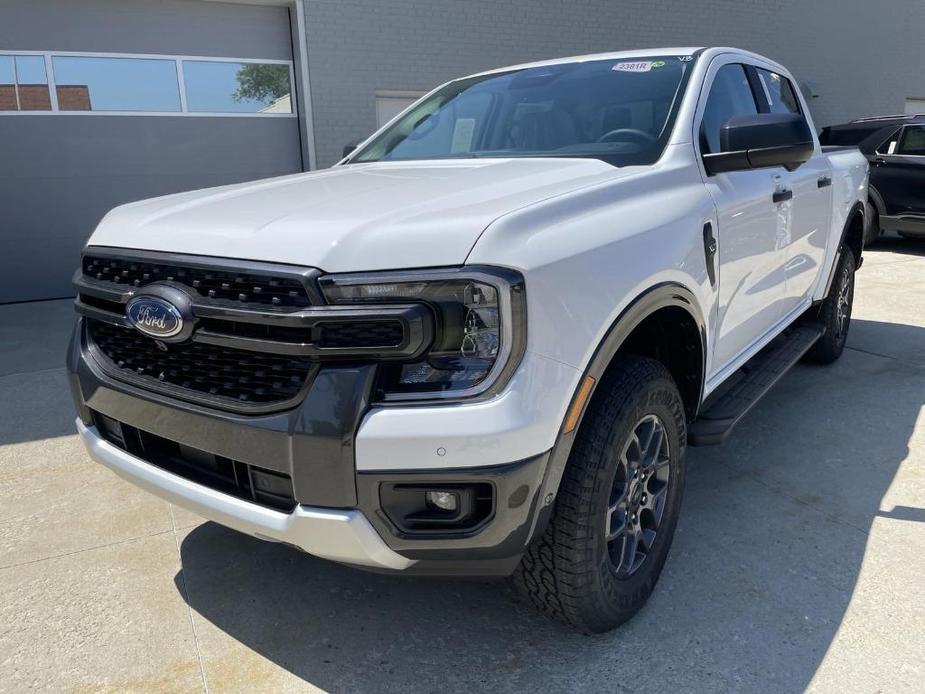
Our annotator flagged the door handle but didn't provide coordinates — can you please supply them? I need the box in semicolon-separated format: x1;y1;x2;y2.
817;176;832;188
873;158;886;166
772;189;793;203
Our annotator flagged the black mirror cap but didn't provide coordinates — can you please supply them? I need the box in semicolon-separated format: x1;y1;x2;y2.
704;113;814;175
720;112;812;151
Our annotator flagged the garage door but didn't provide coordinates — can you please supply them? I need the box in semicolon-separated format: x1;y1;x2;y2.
0;0;304;303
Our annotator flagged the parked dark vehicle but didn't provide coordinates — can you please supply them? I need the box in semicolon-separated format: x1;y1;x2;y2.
820;114;925;243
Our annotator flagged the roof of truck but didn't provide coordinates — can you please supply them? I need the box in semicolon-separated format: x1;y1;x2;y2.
466;47;706;78
462;47;795;81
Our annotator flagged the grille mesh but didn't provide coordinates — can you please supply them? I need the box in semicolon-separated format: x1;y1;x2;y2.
88;321;315;407
82;256;312;309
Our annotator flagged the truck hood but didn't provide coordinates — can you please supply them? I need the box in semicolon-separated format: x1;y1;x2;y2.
88;158;622;272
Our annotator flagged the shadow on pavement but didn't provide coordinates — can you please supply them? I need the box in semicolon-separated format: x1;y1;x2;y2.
165;317;920;691
870;233;925;256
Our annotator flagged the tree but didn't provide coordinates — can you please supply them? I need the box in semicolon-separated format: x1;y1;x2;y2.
233;64;290;105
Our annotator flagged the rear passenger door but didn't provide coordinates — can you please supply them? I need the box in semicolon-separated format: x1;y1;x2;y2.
696;60;788;376
752;66;832;315
871;125;925;219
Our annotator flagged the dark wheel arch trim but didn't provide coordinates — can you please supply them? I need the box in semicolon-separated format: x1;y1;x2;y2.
529;282;706;543
868;184;887;219
822;201;866;299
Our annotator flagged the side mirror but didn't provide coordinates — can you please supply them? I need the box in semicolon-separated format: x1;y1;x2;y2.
703;113;814;175
342;142;359;159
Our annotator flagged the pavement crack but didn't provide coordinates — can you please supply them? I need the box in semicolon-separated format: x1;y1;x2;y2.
171;505;210;694
0;528;176;571
845;345;925;370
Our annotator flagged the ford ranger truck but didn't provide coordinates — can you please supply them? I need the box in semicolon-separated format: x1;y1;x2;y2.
68;47;868;632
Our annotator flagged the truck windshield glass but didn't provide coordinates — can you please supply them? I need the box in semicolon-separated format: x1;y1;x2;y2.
350;55;696;167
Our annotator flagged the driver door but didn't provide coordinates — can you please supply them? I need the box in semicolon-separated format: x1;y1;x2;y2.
696;61;789;378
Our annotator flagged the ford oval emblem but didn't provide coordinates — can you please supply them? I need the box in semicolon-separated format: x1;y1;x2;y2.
126;296;184;339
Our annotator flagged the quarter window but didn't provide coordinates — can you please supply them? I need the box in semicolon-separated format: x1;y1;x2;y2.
897;126;925;155
52;56;181;112
183;61;292;114
700;64;759;154
756;68;801;115
0;54;51;111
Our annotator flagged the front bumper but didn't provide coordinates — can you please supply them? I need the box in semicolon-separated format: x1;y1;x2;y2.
77;419;413;570
69;318;572;574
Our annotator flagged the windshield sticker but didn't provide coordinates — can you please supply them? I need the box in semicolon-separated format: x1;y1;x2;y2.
450;118;476;153
651;60;666;69
612;61;652;73
678;55;694;62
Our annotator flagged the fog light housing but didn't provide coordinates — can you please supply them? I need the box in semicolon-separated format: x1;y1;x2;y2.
425;490;459;512
379;483;494;534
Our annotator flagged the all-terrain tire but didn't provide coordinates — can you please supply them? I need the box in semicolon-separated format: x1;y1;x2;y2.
512;355;686;633
805;246;855;364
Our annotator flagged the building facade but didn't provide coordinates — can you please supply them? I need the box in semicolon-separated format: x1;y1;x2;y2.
2;0;924;302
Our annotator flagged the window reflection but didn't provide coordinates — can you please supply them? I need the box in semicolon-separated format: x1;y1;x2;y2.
0;54;51;111
51;56;180;112
183;61;291;113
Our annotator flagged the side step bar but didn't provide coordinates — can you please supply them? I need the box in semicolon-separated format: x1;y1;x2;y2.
688;324;824;446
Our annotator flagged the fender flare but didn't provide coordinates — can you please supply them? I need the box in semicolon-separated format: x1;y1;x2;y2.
823;200;866;298
528;282;706;541
867;184;887;219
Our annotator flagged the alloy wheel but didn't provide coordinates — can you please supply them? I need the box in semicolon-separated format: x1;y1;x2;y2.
605;414;671;577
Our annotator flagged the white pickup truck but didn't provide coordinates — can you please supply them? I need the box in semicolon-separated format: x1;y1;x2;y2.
69;47;868;632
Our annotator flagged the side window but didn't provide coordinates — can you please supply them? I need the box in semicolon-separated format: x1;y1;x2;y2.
897;126;925;155
700;64;759;154
756;68;801;115
877;129;902;155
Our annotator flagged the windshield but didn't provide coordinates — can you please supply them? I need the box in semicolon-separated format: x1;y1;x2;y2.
349;54;697;167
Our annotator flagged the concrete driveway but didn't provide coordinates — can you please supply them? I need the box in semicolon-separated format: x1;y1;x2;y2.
1;239;924;693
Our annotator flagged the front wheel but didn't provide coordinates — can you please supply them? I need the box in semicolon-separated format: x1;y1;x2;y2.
805;246;855;364
513;356;686;632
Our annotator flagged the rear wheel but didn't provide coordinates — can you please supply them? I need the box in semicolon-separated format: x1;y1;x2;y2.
864;202;881;246
805;246;855;364
513;356;686;632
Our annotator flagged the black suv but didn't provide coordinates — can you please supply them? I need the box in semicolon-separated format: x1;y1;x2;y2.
820;114;925;243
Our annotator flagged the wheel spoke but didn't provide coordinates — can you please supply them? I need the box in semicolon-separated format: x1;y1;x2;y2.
606;502;628;542
644;484;668;523
642;425;664;468
638;528;656;553
619;529;640;575
625;434;643;467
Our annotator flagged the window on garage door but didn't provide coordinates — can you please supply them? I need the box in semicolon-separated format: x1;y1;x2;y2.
0;51;295;116
183;61;292;113
0;54;51;111
52;56;181;111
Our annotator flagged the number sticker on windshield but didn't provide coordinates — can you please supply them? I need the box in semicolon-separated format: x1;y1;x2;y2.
612;61;652;73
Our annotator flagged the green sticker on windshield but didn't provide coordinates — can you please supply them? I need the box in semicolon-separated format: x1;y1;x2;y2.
651;60;666;69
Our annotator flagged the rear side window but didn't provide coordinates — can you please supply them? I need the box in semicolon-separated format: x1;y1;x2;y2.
897;126;925;155
700;63;759;153
756;68;801;115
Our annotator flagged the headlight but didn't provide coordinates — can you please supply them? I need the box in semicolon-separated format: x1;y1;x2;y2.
319;267;526;401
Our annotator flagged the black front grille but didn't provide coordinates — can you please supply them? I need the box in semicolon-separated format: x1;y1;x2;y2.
88;321;315;408
82;255;312;309
318;320;405;348
93;412;296;512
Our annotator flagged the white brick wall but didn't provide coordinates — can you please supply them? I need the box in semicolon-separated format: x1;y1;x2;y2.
302;0;925;168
